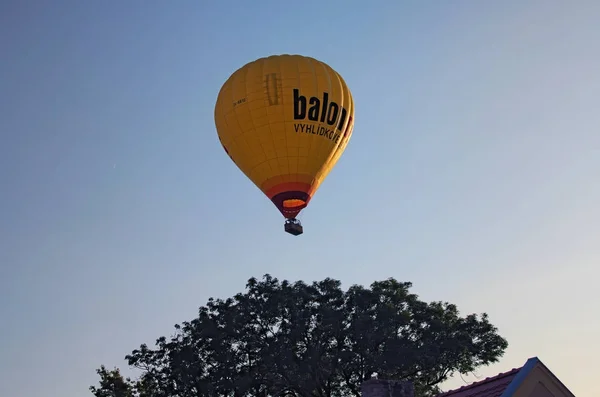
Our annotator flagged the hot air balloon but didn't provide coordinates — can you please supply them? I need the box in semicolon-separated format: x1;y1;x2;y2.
214;54;355;236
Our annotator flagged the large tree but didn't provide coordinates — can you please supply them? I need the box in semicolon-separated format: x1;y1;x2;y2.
91;275;508;397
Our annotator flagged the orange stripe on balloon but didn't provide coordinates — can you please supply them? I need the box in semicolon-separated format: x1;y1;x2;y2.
264;182;313;199
261;174;314;198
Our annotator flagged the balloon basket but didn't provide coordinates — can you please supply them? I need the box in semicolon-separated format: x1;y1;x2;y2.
284;219;303;236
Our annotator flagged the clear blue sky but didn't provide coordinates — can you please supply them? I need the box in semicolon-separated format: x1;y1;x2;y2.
1;1;598;396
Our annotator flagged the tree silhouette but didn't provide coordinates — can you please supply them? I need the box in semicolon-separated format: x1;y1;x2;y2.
91;275;508;397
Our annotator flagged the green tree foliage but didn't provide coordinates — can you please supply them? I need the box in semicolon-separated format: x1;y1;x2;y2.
91;275;508;397
90;366;135;397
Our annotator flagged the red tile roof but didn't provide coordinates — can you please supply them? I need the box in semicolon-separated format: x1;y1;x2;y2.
435;367;523;397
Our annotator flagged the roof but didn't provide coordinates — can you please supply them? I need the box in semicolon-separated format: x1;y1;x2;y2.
435;367;522;397
435;357;543;397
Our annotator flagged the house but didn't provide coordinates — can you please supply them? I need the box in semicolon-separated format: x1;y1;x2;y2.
360;356;576;397
434;357;575;397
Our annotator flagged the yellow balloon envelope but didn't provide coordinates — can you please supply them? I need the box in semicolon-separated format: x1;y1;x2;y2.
214;54;355;231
